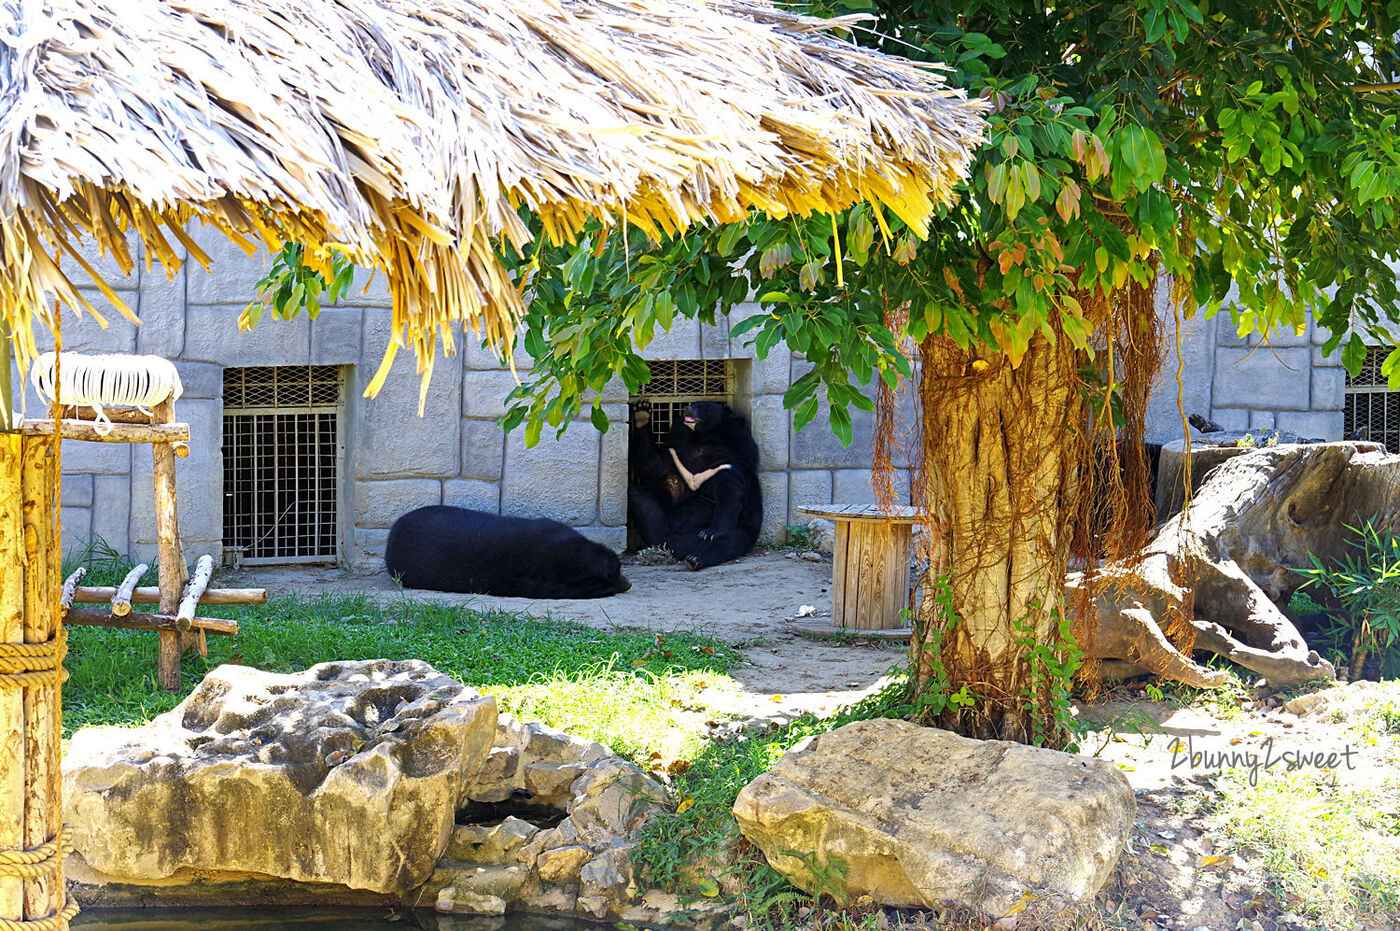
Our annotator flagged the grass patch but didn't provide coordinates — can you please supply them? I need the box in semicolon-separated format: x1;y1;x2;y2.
490;661;733;762
1210;770;1400;928
63;592;744;746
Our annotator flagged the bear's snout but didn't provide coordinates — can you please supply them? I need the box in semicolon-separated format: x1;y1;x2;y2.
616;575;632;593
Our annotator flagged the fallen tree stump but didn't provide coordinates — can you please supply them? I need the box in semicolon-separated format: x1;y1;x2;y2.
1076;441;1400;687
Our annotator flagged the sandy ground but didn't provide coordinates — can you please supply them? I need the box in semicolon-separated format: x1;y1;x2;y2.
235;550;908;720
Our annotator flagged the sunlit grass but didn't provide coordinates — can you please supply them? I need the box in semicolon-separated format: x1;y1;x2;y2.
1211;770;1400;929
488;662;740;763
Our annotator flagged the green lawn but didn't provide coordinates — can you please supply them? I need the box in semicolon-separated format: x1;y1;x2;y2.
62;592;745;752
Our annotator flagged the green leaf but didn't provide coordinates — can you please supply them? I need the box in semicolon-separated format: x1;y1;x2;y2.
729;314;768;340
654;292;675;330
590;404;610;432
524;416;543;448
828;399;854;447
1143;6;1166;43
716;222;746;257
1343;334;1366;377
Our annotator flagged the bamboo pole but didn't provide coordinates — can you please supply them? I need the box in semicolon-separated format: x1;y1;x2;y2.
63;609;238;637
0;433;24;921
68;586;265;606
110;563;149;617
151;398;186;690
21;434;61;921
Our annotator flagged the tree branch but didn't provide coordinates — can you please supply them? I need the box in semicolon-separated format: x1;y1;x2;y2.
1354;82;1400;93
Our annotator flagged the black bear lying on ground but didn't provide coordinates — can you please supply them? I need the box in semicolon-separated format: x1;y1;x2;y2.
385;505;630;599
629;400;763;570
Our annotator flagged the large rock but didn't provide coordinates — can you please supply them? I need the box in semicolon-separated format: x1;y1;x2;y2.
733;718;1134;915
65;660;498;893
413;715;668;921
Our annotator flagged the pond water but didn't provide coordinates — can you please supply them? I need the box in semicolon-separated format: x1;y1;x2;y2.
71;906;608;931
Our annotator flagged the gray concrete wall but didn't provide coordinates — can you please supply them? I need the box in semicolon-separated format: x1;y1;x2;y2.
24;233;913;567
1145;294;1346;445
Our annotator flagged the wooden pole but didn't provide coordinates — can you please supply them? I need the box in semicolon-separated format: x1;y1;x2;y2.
59;568;86;611
63;608;238;637
110;563;149;617
20;419;189;444
68;585;266;607
21;434;62;921
176;555;215;633
151;398;187;690
0;433;24;922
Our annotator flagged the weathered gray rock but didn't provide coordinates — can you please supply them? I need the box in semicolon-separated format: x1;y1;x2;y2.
462;716;611;809
445;818;539;864
411;715;668;921
65;660;498;893
568;757;667;843
733;718;1134;915
577;841;637;919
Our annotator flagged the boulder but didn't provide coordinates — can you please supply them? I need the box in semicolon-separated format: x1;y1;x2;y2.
462;716;611;809
733;718;1134;915
417;714;668;921
65;659;498;893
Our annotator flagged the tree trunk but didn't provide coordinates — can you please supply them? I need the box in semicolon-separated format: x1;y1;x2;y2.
910;333;1083;747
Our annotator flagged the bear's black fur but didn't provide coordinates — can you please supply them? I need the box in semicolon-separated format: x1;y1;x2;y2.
629;401;763;570
385;505;630;599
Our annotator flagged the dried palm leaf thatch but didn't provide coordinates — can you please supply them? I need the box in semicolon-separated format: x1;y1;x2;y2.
0;0;985;401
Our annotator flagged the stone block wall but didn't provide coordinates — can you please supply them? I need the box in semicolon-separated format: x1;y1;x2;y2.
23;234;914;568
1144;296;1347;444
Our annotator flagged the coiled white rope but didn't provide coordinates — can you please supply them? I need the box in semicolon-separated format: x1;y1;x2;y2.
30;352;183;435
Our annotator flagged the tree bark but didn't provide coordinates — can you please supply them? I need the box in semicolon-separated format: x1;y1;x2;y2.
911;333;1083;746
1078;442;1400;687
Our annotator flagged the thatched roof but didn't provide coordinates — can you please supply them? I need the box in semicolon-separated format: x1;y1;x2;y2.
1;0;985;394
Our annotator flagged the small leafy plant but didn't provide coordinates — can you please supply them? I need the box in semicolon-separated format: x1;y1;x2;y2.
239;242;356;331
1296;519;1400;680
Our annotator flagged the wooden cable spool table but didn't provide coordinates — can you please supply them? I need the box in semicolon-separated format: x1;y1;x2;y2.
797;504;921;633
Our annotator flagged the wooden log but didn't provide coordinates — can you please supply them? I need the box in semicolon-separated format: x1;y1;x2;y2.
69;586;266;606
177;555;215;633
57;405;154;425
63;608;238;637
19;419;189;444
59;568;87;610
152;398;187;691
20;434;61;920
110;563;149;617
0;433;24;920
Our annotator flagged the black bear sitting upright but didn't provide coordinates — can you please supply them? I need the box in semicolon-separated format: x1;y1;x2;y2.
629;401;763;570
385;505;630;599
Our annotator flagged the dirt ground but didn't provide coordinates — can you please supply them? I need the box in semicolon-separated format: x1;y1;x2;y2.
241;550;1400;931
242;549;907;719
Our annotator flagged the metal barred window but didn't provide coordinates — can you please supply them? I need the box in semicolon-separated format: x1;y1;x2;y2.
630;359;736;445
223;366;343;563
1344;347;1400;453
